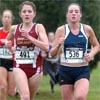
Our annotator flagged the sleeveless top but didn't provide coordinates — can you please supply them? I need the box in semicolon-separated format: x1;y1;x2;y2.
0;28;12;59
60;23;88;64
13;23;43;68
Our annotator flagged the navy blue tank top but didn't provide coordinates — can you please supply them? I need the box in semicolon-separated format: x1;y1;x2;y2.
60;23;88;63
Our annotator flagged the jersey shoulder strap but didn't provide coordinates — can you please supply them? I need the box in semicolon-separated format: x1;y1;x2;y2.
64;24;70;39
80;23;88;40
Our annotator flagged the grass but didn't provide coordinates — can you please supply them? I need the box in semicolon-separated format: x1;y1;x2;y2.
7;62;100;100
87;62;100;100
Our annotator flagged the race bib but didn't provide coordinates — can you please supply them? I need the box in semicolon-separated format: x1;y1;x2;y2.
65;48;83;60
0;46;12;59
15;46;34;64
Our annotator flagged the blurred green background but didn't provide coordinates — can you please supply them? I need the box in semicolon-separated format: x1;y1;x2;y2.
0;0;99;69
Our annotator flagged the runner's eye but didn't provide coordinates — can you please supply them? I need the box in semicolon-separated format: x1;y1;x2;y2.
28;10;32;13
22;10;26;13
75;10;79;13
22;10;32;14
69;10;73;13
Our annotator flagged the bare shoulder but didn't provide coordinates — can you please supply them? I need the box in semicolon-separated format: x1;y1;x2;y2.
55;25;65;37
11;25;17;30
56;25;65;32
84;24;94;37
10;25;17;34
37;23;45;29
36;23;46;34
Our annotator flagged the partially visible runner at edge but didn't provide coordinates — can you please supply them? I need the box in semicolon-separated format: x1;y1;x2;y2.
0;10;16;100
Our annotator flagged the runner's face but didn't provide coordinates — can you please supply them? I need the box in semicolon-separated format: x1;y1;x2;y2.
66;5;82;23
48;33;55;43
2;11;12;26
20;5;35;24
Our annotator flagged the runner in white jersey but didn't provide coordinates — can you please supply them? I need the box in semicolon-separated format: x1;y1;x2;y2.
50;3;99;100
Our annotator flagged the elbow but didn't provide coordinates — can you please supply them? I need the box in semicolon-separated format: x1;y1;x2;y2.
93;43;100;54
96;43;100;53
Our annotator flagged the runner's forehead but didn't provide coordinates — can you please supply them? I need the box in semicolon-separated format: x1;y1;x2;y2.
2;11;12;17
68;5;80;11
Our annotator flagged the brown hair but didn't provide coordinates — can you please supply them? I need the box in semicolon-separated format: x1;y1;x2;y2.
67;3;82;13
19;1;36;12
2;9;14;20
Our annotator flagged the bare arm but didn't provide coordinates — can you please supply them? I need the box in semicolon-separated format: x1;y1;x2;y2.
5;25;16;53
6;25;16;40
84;25;99;62
50;26;65;57
21;24;49;52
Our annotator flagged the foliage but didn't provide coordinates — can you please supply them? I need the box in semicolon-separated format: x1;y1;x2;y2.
0;0;99;70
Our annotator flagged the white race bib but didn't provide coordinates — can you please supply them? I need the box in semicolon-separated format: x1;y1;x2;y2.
65;48;84;63
0;46;12;59
15;46;34;64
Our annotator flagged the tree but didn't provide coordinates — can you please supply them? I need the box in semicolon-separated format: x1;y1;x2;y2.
0;0;99;70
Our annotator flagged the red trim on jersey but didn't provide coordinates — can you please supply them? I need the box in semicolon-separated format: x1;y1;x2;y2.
13;23;43;78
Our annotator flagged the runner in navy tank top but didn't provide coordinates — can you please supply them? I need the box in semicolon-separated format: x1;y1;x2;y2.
50;3;99;100
5;1;49;100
